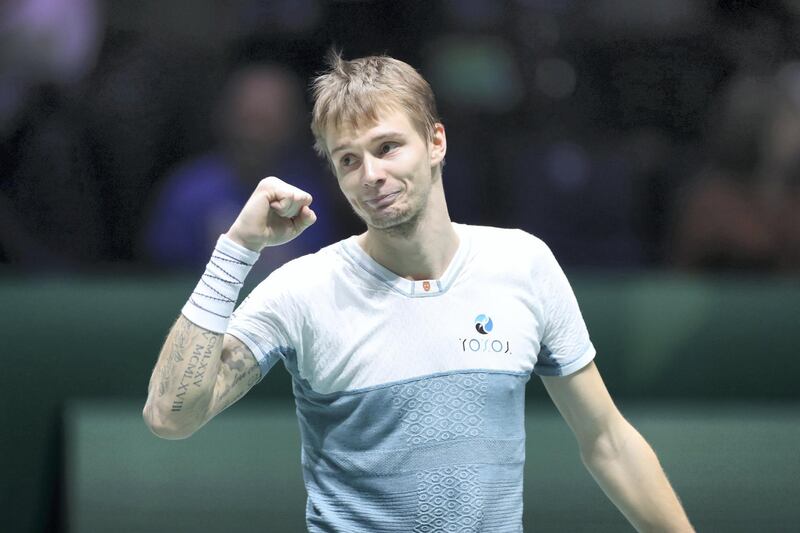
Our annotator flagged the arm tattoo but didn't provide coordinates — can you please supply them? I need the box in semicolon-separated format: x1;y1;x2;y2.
157;317;191;397
214;343;261;410
171;329;219;413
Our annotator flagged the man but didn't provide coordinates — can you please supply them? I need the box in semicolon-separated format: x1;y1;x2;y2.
143;52;694;532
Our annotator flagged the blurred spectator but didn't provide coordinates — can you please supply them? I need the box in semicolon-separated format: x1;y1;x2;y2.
0;87;103;268
502;134;644;269
761;64;800;271
712;0;798;77
673;75;777;271
0;0;100;135
81;33;223;264
673;173;778;272
142;63;338;275
0;0;103;269
673;66;800;273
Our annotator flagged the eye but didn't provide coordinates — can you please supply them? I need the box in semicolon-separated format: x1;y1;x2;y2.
380;142;398;155
340;154;354;168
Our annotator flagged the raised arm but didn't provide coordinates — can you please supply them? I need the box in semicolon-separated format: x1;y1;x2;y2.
142;176;316;439
542;361;694;532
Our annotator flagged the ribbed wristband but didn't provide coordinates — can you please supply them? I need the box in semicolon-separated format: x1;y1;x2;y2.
181;234;260;333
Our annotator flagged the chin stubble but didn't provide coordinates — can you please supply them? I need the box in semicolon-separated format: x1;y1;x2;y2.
372;210;423;238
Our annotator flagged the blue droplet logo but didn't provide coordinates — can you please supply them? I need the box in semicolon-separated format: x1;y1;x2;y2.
474;314;493;335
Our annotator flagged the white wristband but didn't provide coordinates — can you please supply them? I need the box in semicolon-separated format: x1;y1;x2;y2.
181;235;260;333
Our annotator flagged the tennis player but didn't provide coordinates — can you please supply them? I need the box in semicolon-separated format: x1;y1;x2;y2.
144;52;694;532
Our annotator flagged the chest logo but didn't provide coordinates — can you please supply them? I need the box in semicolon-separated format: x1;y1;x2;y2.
460;314;512;355
474;314;493;334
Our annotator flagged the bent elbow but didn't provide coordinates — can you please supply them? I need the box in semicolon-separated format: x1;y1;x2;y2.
142;403;198;440
146;420;195;440
579;416;635;466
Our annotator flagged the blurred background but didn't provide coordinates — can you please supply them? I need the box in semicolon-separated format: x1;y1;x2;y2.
1;0;798;531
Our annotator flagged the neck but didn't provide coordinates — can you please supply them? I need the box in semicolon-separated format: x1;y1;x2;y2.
357;184;459;280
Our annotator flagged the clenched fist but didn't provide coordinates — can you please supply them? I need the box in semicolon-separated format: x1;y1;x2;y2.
225;177;317;252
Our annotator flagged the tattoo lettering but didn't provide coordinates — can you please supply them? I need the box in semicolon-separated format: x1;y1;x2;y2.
171;328;219;412
158;318;190;397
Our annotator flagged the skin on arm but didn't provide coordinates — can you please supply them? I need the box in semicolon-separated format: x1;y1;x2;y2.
142;176;315;439
541;361;694;532
143;315;261;439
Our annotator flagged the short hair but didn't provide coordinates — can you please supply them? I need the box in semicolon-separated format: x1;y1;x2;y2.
310;50;441;161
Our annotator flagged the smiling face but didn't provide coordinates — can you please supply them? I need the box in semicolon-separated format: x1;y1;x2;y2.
326;107;446;232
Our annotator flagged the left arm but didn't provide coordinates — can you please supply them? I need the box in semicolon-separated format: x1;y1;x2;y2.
541;361;694;532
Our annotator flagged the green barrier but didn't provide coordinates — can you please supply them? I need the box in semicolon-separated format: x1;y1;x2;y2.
1;275;798;532
572;275;800;399
65;400;800;532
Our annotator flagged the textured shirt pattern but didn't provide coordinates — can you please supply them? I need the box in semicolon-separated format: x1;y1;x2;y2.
392;373;487;446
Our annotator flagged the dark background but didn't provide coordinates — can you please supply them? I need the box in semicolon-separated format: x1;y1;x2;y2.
1;1;799;532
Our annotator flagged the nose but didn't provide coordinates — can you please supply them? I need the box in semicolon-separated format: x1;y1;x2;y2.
361;153;386;187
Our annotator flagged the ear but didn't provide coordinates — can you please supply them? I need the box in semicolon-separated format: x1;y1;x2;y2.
429;123;447;166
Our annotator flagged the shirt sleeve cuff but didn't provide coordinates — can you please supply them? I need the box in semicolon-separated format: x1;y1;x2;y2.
533;344;596;377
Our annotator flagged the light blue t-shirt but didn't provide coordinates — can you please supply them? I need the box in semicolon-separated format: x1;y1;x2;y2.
228;223;595;532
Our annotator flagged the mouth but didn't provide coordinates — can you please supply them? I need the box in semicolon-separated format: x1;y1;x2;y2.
364;191;400;209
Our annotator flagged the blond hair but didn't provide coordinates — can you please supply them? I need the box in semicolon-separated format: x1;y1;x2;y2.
310;50;440;161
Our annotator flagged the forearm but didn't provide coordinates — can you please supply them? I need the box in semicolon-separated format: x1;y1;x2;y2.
143;315;224;439
581;419;694;532
143;231;261;438
141;179;313;437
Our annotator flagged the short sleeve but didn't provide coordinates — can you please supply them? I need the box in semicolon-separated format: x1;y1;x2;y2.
227;267;299;379
532;242;596;377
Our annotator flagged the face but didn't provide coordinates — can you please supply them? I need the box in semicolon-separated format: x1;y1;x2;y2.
325;108;446;232
221;68;302;172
